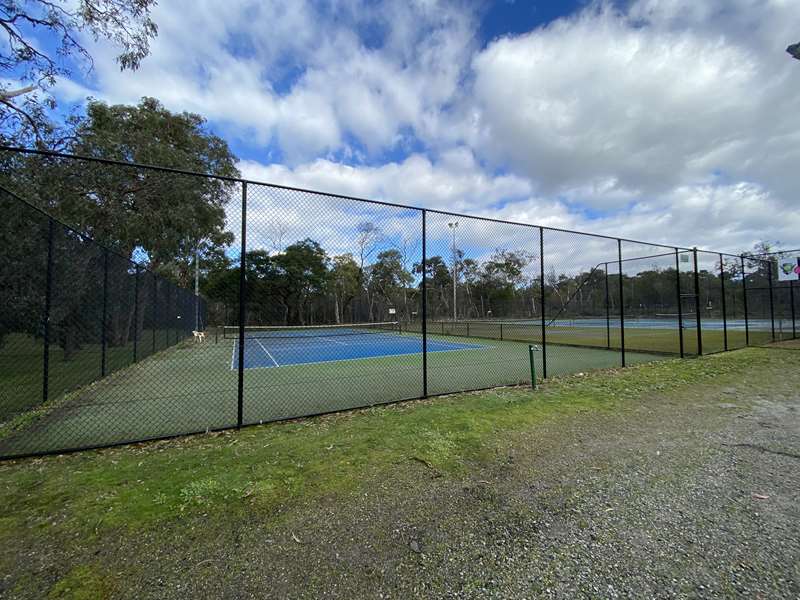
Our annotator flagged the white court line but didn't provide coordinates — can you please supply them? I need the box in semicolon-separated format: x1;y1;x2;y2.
321;336;348;346
230;339;237;370
255;338;280;367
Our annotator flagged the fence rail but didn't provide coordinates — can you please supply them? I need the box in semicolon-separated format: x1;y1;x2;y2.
0;146;796;459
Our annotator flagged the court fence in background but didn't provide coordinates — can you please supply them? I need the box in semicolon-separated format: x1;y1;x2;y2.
0;145;795;459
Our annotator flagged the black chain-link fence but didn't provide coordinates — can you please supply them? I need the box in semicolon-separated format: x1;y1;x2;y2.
0;146;795;458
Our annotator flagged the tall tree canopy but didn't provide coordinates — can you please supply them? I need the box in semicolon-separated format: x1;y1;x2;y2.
1;97;240;274
0;0;158;144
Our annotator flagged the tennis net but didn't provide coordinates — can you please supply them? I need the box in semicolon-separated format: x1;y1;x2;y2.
222;321;401;340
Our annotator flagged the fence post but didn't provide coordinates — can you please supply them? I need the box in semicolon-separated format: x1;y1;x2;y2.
741;255;749;346
604;263;611;349
421;209;428;397
152;275;157;353
237;183;248;428
719;253;727;352
791;280;796;340
42;218;55;403
101;248;109;377
133;264;139;363
674;248;684;358
768;259;775;341
618;239;625;367
539;227;547;379
692;247;702;356
167;285;172;346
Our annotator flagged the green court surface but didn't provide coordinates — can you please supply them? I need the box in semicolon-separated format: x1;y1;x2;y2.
0;330;667;457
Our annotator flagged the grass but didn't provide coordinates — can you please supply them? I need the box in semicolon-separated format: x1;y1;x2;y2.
0;347;784;540
420;319;782;355
0;346;795;598
0;329;185;419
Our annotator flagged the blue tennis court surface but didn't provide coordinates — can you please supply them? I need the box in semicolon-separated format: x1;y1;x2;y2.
231;333;486;370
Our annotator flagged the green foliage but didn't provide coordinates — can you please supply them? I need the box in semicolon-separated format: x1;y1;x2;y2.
1;0;159;145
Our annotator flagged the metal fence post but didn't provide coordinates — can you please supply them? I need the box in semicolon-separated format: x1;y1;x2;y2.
692;247;702;356
133;264;139;362
604;262;611;349
421;209;428;398
237;183;248;428
791;281;796;340
42;218;54;402
167;285;172;346
741;255;749;346
539;227;547;379
152;275;157;353
101;248;109;377
719;253;727;351
674;248;684;358
768;260;775;341
618;239;625;367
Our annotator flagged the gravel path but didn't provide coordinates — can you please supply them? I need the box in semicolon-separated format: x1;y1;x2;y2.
100;353;799;599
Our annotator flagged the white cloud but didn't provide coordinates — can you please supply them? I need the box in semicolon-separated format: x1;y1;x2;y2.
58;0;476;163
43;0;800;256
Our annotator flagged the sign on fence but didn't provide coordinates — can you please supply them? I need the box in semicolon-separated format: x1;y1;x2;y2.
777;256;800;282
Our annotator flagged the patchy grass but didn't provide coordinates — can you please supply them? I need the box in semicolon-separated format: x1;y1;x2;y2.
0;347;779;546
1;346;798;598
45;565;114;600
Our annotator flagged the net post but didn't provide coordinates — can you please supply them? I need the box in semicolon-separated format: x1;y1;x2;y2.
42;218;54;403
133;264;139;363
692;247;702;356
421;209;428;398
741;255;750;346
674;248;684;358
768;259;775;341
539;227;547;379
604;262;611;350
529;345;537;390
618;239;625;367
237;183;248;428
719;253;728;351
101;247;109;377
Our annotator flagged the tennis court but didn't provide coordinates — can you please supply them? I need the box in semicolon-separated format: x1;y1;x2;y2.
227;323;486;370
0;321;671;457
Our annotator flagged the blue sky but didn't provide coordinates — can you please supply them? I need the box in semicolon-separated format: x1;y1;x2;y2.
40;0;800;255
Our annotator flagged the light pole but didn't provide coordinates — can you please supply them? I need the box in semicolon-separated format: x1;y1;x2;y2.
448;221;458;321
194;248;200;331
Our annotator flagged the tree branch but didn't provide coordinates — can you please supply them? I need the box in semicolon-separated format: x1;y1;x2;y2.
0;84;38;100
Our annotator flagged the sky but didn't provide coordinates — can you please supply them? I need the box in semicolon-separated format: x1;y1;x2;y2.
48;0;800;257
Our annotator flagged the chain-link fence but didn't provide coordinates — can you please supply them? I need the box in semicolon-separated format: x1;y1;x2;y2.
0;146;795;458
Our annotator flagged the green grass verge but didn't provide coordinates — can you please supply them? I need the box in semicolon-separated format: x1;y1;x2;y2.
0;330;187;419
0;346;785;545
